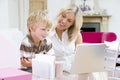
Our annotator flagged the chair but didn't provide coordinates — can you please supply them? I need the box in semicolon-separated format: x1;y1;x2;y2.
81;32;118;79
81;32;117;43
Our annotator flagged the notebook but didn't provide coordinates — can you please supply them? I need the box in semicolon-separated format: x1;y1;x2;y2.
70;43;114;74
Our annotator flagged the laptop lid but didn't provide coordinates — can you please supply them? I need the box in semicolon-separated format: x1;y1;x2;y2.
70;43;113;74
0;34;20;69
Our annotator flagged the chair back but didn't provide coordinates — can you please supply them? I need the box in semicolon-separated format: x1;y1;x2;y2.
81;32;117;43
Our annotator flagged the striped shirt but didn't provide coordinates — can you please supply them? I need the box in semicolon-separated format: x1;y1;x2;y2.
20;34;54;72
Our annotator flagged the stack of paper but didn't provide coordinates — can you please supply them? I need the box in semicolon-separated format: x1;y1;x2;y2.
32;54;55;79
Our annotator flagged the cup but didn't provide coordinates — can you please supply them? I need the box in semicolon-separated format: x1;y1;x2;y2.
55;61;64;78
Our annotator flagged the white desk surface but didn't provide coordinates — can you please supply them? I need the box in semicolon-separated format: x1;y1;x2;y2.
32;72;78;80
32;71;120;80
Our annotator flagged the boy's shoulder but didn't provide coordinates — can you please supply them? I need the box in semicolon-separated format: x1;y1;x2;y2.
21;35;31;46
21;35;52;46
45;37;52;45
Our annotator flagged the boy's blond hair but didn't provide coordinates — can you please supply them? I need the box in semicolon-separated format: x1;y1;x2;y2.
27;10;52;32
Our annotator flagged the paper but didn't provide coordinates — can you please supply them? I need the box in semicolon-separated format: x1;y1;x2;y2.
104;41;119;50
32;54;55;79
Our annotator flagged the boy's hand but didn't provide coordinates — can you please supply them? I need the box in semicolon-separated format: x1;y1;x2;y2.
20;57;32;67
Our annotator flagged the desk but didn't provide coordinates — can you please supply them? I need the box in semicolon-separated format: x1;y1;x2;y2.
32;71;120;80
32;72;79;80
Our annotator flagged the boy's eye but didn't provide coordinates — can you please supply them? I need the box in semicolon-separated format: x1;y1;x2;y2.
42;29;47;31
40;28;49;32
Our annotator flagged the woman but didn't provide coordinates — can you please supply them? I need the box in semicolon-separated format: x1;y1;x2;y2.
49;4;83;72
49;4;95;80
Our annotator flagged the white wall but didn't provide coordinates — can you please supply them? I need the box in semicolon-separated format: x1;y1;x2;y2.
0;0;19;29
47;0;71;23
98;0;120;41
0;0;29;35
0;0;9;28
8;0;19;28
18;0;29;35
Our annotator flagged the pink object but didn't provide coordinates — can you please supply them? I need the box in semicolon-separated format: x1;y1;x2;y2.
81;32;117;43
0;68;32;80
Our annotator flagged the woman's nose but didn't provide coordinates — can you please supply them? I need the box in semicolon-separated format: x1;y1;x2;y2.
62;19;67;23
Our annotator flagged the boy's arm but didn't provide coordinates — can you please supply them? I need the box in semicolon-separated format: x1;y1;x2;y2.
20;43;32;67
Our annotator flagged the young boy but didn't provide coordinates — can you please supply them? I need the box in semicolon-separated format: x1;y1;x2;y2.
20;10;54;72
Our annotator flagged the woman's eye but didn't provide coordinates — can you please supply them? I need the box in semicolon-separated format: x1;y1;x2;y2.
62;14;66;18
68;20;72;23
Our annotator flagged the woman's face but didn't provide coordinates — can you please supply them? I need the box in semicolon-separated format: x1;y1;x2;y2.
57;12;75;31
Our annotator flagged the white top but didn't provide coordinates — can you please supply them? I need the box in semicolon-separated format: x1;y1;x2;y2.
48;30;77;72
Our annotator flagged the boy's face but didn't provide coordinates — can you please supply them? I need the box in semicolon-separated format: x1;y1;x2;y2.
31;23;49;41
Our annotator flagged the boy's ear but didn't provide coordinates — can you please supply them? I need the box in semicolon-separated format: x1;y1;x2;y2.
29;26;35;32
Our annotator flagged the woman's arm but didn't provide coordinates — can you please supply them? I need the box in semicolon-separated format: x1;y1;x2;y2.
75;33;83;46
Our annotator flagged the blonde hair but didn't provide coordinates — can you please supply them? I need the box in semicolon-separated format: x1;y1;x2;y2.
27;10;52;32
57;4;83;41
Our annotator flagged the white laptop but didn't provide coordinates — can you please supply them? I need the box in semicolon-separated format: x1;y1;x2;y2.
70;43;114;74
0;34;20;69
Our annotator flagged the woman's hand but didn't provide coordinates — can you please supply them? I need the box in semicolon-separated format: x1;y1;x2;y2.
20;57;32;67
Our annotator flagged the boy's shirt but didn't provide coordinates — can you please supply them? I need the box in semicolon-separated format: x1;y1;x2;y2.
20;34;54;59
20;35;55;72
